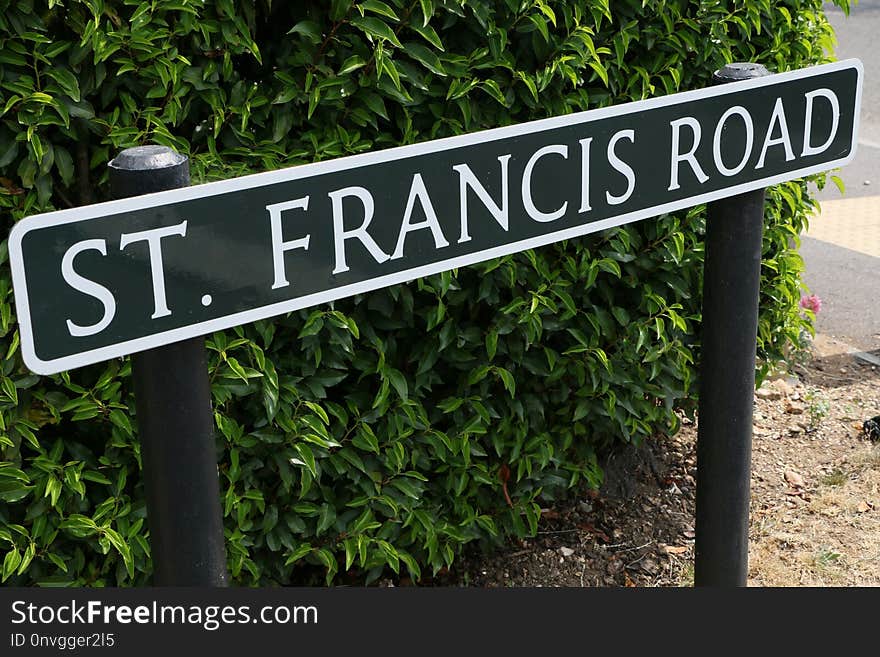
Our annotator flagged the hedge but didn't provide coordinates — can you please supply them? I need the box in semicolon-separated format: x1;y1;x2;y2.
0;0;844;585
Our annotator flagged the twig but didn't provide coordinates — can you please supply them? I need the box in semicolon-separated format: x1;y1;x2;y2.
600;541;631;550
76;139;91;205
505;548;533;559
625;552;649;569
55;186;75;209
608;539;654;555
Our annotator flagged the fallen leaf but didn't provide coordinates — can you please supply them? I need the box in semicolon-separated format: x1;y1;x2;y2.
660;544;689;555
639;558;659;575
0;177;24;195
756;387;782;401
784;471;806;488
498;463;513;508
559;546;575;557
785;401;806;415
576;522;610;542
856;500;873;513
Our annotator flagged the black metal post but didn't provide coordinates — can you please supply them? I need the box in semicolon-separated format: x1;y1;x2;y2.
694;63;771;587
109;145;228;586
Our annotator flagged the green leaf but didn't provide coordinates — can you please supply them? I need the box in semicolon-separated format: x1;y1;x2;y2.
597;258;621;277
299;311;325;337
358;535;369;566
2;548;22;582
284;543;312;566
375;49;403;91
46;69;81;102
378;539;399;573
517;73;539;102
390;477;421;499
108;409;132;435
82;471;112;485
47;553;68;573
339;55;367;75
480;79;507;105
352;424;380;454
316;503;336;535
419;0;434;27
360;91;389;119
303;401;330;425
59;515;98;536
343;537;358;570
386;368;408;402
485;330;498;360
360;0;399;20
0;140;18;169
0;377;18;404
287;21;322;43
399;551;422;580
495;367;516;397
225;357;251;382
588;61;609;87
0;464;29;483
312;547;337;584
292;443;317;478
351;16;403;48
412;23;443;50
467;365;491;385
44;476;61;507
0;482;33;503
403;42;446;76
527;14;550;43
103;528;134;579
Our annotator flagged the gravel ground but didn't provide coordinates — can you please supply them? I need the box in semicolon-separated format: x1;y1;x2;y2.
449;334;880;587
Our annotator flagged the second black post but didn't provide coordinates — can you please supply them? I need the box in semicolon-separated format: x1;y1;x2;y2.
694;63;771;587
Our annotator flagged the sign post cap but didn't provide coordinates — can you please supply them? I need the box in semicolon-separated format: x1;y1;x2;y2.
713;62;772;84
109;144;187;172
108;145;189;198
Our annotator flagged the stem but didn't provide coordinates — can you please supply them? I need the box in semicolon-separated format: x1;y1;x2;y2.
75;137;92;205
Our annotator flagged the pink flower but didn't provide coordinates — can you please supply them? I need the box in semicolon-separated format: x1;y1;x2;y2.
800;294;822;314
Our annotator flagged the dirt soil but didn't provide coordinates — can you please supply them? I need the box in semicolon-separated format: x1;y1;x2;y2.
449;334;880;587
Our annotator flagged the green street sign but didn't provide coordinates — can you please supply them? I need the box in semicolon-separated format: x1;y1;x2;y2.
9;60;862;375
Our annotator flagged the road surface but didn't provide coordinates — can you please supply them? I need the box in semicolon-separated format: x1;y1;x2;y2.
800;2;879;353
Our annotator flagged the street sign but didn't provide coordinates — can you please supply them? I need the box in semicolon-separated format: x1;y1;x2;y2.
9;59;862;375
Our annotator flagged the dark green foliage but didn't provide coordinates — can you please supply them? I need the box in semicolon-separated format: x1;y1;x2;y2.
0;0;845;585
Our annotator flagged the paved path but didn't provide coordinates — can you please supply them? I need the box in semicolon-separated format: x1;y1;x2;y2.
817;1;879;200
801;3;879;353
802;193;879;352
807;196;880;260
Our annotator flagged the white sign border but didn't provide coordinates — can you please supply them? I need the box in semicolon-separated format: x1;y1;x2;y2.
9;59;864;375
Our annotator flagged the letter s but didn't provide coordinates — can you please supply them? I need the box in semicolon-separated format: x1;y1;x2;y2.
606;129;637;205
61;239;116;337
11;600;26;623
